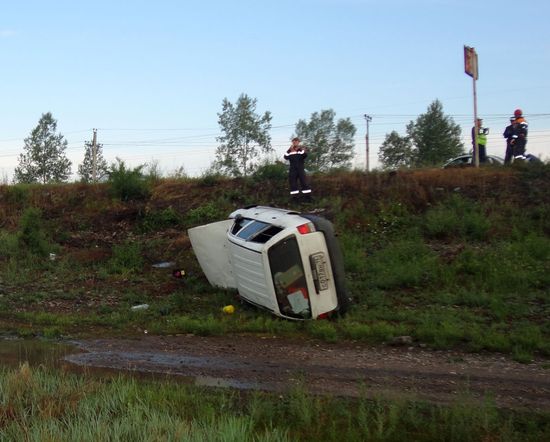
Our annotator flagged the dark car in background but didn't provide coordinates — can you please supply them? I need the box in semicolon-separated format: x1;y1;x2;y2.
443;154;504;168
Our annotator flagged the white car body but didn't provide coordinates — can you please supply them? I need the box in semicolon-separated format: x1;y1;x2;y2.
188;206;348;320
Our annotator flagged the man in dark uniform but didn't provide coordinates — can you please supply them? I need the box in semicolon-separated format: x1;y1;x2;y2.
510;109;529;160
503;116;515;165
284;137;311;200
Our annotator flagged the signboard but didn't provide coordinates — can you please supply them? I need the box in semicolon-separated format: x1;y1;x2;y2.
464;45;478;80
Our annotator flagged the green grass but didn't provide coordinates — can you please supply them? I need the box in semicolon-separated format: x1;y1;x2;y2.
0;170;548;361
0;364;548;441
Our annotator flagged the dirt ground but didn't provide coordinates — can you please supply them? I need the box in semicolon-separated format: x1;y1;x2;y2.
65;335;550;411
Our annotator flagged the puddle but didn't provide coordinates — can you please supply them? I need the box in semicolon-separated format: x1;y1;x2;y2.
65;350;262;391
0;338;263;392
0;338;78;369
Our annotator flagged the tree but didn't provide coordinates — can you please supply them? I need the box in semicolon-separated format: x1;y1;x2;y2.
406;100;464;167
78;140;108;183
294;109;356;172
378;131;414;169
14;113;72;184
214;94;272;177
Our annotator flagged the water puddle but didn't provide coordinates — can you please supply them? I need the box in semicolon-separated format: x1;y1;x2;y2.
0;337;77;369
0;338;262;392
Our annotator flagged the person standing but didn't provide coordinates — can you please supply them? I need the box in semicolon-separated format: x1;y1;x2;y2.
471;118;488;163
284;137;311;200
503;116;516;165
510;109;528;160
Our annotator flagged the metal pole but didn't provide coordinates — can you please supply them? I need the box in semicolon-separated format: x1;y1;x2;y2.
471;48;479;168
92;128;98;182
364;114;372;171
472;76;479;168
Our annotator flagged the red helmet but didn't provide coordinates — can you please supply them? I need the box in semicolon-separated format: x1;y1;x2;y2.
514;109;523;117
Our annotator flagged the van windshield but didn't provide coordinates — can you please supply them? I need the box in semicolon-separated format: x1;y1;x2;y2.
268;236;311;319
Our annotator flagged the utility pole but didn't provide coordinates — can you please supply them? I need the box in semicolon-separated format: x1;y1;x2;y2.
364;114;372;172
92;128;98;182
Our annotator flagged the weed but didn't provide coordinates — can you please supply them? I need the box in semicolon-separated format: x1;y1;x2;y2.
423;194;490;241
108;242;144;275
306;321;338;342
139;207;182;232
185;200;229;226
3;184;30;207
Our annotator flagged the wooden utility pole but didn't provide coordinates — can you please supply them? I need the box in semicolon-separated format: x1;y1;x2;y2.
364;114;372;172
92;128;98;182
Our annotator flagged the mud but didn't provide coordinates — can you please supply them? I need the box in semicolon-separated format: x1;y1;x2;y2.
64;335;550;411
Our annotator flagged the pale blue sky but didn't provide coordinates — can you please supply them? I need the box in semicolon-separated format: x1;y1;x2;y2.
1;0;549;179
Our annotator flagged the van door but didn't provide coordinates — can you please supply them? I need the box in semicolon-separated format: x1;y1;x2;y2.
188;220;237;289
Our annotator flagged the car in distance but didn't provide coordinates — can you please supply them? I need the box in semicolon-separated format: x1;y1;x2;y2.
188;206;349;320
443;154;504;168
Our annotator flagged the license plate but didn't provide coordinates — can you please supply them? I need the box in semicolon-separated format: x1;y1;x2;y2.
310;253;329;293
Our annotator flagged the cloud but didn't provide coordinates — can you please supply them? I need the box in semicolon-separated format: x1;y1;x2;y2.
0;29;16;38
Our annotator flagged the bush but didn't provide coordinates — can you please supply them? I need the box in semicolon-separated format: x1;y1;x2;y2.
108;158;151;201
252;161;288;183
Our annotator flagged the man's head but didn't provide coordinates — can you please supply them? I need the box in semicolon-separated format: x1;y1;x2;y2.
510;116;516;124
514;109;523;118
476;118;483;126
291;137;300;148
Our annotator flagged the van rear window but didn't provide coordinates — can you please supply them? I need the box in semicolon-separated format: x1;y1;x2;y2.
268;236;311;319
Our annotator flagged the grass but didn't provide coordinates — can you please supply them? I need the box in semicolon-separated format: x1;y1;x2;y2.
0;363;548;441
0;167;548;361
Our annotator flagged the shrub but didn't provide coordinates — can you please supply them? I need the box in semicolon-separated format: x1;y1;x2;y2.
17;207;51;257
108;158;150;201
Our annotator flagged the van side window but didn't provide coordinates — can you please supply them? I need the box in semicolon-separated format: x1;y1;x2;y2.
231;219;283;243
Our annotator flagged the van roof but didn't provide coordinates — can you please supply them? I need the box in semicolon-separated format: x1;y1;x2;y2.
229;206;306;229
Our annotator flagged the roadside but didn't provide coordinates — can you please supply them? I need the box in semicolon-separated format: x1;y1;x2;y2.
65;335;550;411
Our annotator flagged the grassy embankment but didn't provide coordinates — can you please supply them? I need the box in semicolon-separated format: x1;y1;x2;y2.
0;163;549;362
1;363;549;441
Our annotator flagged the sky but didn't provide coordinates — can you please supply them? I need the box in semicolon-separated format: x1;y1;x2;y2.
1;0;550;180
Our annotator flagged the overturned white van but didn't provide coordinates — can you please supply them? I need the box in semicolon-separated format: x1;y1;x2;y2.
188;206;349;320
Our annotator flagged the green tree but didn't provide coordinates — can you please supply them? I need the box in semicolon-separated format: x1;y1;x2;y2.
294;109;356;172
78;140;109;183
406;100;464;167
14;112;72;184
378;131;415;169
214;94;272;177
